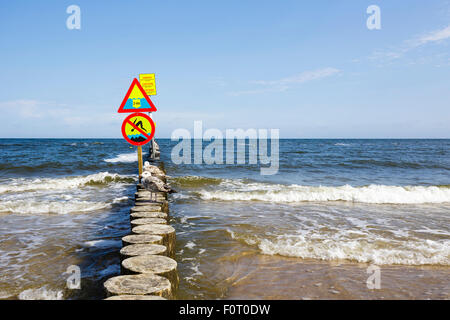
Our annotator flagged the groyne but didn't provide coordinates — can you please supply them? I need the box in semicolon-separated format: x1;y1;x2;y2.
104;142;177;300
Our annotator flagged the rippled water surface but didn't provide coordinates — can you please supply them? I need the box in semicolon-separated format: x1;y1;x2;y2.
0;139;449;299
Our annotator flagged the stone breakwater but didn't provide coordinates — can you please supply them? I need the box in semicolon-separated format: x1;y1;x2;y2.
103;170;178;300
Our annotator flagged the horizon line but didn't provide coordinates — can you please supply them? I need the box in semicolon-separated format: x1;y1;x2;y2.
1;137;450;140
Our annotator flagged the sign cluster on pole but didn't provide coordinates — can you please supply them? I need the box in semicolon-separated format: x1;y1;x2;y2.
118;74;158;177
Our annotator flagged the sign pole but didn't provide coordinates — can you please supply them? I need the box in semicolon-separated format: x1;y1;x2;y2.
117;76;157;180
137;146;143;181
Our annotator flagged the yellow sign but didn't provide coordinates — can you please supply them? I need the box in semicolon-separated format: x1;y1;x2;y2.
139;73;157;96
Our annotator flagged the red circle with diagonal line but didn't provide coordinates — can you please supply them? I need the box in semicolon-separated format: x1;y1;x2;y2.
121;112;155;146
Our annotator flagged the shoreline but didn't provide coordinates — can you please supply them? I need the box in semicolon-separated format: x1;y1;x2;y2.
218;253;450;300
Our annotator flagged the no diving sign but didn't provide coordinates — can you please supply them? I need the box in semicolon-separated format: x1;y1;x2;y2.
121;113;155;146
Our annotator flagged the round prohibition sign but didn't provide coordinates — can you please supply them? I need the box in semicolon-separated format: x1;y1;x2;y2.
121;112;156;146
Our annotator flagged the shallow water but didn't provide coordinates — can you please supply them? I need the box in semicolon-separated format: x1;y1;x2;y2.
166;139;450;299
0;139;136;299
0;139;449;299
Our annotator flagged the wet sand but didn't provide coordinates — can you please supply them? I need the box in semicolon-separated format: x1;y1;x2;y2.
218;253;449;300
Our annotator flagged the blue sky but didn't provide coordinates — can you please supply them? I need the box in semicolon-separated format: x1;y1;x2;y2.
0;0;449;138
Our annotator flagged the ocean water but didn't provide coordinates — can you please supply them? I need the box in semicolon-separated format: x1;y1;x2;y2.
0;139;449;299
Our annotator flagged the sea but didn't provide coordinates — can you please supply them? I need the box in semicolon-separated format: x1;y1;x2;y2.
0;139;449;300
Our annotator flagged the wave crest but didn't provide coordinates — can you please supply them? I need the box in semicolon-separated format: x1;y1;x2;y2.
18;286;63;300
258;236;450;266
104;152;139;163
0;199;110;214
0;172;135;194
226;230;450;266
198;184;450;204
171;175;224;188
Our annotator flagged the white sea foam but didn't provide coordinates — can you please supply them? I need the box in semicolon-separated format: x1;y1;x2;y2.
104;152;138;163
172;193;191;200
257;236;450;266
0;200;110;214
113;196;129;203
226;226;450;266
83;239;121;248
18;286;63;300
199;184;450;204
189;263;204;277
0;172;134;194
0;291;14;299
226;228;449;265
185;241;196;249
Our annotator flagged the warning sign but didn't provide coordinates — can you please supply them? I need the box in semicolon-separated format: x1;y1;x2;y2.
118;78;157;113
121;112;155;146
139;73;157;96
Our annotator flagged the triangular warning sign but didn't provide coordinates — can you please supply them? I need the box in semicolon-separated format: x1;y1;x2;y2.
118;78;157;113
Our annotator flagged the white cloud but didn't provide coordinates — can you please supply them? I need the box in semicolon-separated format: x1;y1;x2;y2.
229;67;340;96
252;68;340;86
415;25;450;44
0;100;74;119
0;100;45;118
228;87;289;96
208;77;227;87
370;24;450;62
0;99;123;137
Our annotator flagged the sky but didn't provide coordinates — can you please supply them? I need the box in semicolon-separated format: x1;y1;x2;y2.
0;0;449;138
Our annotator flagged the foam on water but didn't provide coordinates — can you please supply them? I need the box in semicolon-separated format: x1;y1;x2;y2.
257;235;450;266
83;239;122;248
0;172;135;194
18;286;64;300
112;196;129;203
185;241;197;249
0;291;14;299
0;199;110;214
226;229;450;266
104;152;143;163
198;183;450;204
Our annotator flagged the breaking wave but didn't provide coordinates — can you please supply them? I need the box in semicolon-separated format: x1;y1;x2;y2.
226;230;450;266
18;286;64;300
198;183;450;204
171;175;224;188
104;152;145;163
0;172;135;194
0;199;110;214
258;236;450;266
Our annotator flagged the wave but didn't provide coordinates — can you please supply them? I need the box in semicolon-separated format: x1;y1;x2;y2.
197;183;450;204
0;199;110;214
112;196;129;203
0;162;66;173
258;236;449;266
226;230;450;266
0;172;135;194
0;160;116;174
83;239;121;248
104;152;137;163
344;159;448;170
171;175;224;188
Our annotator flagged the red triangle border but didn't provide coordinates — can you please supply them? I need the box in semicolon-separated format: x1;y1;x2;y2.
117;78;157;113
